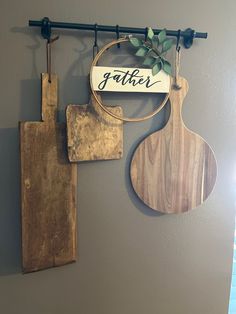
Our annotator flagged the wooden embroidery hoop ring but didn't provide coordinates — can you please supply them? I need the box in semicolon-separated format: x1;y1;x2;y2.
89;37;170;122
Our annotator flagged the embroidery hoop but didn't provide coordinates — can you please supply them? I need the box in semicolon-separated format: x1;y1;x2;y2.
89;37;171;122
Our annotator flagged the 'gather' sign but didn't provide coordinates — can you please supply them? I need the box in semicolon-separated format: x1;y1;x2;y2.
91;66;170;93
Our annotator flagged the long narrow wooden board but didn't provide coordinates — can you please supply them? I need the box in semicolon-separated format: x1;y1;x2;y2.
130;77;217;213
66;95;123;162
20;73;77;272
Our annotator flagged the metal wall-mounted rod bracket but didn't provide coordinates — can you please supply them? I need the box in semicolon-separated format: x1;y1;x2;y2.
183;28;196;48
41;17;51;41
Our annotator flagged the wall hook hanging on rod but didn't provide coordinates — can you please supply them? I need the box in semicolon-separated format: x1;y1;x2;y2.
29;17;208;49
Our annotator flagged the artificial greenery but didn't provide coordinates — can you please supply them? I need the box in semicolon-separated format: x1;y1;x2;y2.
129;27;173;76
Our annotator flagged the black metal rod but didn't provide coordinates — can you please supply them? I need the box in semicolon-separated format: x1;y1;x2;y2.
29;18;208;48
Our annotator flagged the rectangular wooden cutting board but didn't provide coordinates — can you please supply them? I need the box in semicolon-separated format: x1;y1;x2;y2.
66;95;123;162
20;73;77;273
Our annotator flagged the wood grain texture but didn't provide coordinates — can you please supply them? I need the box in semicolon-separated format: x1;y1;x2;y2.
130;77;217;213
20;73;77;272
66;94;123;162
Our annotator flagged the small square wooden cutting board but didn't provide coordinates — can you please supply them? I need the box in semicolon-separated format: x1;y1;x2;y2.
66;95;123;162
20;73;77;273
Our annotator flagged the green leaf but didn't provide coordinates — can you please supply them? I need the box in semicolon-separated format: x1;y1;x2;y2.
130;37;143;47
152;62;162;76
151;37;158;48
158;29;166;44
163;60;172;75
147;27;154;40
143;56;156;66
135;46;149;57
162;39;173;52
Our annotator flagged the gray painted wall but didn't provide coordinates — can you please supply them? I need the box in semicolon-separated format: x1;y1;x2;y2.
0;1;235;313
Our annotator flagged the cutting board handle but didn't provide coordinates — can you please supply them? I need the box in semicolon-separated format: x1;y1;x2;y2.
168;77;189;125
41;73;58;123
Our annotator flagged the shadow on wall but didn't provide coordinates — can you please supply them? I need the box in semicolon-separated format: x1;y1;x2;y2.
0;27;171;276
0;128;21;276
11;26;41;80
60;30;94;115
12;26;93;120
0;27;91;276
0;28;42;276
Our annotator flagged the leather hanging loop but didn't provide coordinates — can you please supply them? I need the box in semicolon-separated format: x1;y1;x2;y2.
46;35;59;83
173;29;182;90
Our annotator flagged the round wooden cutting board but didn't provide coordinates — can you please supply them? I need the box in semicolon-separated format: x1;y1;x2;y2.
130;77;217;213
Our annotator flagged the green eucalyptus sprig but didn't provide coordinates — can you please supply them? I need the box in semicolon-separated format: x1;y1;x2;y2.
129;27;173;76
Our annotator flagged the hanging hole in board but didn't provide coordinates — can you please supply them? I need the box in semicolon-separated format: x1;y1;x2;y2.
46;35;59;83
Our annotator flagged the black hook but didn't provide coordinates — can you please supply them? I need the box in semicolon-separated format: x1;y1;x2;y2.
93;23;99;59
176;29;181;52
116;25;120;48
144;27;148;41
